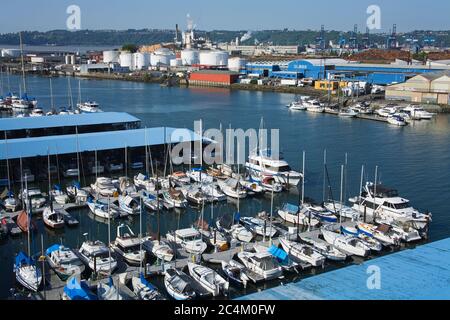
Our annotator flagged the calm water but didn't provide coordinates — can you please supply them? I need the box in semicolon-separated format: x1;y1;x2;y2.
1;75;450;299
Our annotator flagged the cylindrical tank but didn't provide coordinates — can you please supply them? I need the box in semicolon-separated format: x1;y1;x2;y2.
65;55;71;65
150;48;175;66
180;49;199;65
103;50;120;63
133;52;150;70
199;50;229;66
70;55;76;65
119;52;133;68
170;58;182;67
228;57;247;71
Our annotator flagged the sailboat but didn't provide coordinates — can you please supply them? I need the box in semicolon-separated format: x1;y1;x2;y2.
321;224;370;257
62;276;97;300
12;33;34;111
279;238;326;267
76;81;102;113
97;277;125;300
187;262;229;297
164;268;197;300
220;260;250;288
43;206;65;229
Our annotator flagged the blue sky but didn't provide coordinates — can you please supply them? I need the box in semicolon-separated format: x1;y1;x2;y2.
0;0;449;33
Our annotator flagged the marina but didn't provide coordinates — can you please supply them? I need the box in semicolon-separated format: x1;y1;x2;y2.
1;75;450;301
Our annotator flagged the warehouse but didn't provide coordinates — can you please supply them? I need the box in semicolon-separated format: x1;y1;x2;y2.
189;70;240;87
385;71;450;105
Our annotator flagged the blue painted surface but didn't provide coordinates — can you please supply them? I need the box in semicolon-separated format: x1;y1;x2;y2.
0;127;201;160
0;112;140;131
237;238;450;300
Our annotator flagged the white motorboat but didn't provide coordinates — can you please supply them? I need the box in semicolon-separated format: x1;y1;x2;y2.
304;203;338;223
221;260;250;288
111;224;145;266
277;203;320;227
240;216;277;238
141;190;164;211
240;179;265;195
321;225;370;257
66;181;89;203
279;238;326;267
357;222;401;246
87;199;119;219
374;219;422;242
3;192;19;212
21;188;46;210
387;114;407;126
134;173;156;191
143;238;174;262
402;105;434;120
188;262;229;297
166;228;207;255
338;108;358;118
230;224;254;243
260;176;283;193
14;252;42;292
117;177;139;198
90;177;118;197
162;188;187;208
340;225;383;252
30;107;44;117
217;178;247;199
300;235;347;261
305;99;325;113
164;268;196;300
186;169;214;184
46;244;85;280
201;184;227;202
50;185;70;205
77;101;102;113
287;100;306;110
43;207;65;229
246;149;303;187
323;202;360;220
184;186;210;205
118;195;140;215
132;273;165;300
197;223;229;251
78;240;117;274
349;182;431;230
376;105;398;117
237;251;283;281
350;102;372;114
168;171;191;186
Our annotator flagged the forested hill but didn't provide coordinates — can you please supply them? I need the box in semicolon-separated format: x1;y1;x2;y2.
0;29;449;47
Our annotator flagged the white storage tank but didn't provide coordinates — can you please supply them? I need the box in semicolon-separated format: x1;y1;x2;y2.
228;57;247;72
70;55;76;65
150;48;175;67
103;50;120;63
133;52;150;70
170;58;182;67
65;55;71;65
199;50;229;66
180;49;199;65
119;52;133;68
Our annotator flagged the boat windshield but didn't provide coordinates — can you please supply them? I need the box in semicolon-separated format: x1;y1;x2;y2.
393;202;410;210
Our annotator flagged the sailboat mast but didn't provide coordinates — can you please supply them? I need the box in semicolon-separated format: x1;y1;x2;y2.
19;32;26;94
4;132;11;191
25;175;30;257
144;129;149;177
339;165;344;227
301;151;305;205
108;196;111;275
49;78;54;110
359;165;364;212
48;149;51;195
322;149;327;202
76;127;81;183
95;149;98;181
139;197;143;274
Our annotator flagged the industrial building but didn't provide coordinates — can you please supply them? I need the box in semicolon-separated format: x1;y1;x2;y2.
218;44;300;56
385;71;450;105
189;70;240;86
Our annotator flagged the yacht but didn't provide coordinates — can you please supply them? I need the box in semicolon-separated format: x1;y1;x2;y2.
46;245;85;280
376;105;398;117
220;260;250;288
77;101;102;113
387;114;407;126
90;177;118;197
14;252;42;292
338;108;358;118
111;224;145;266
217;178;247;199
402;105;434;120
78;240;117;274
279;238;326;267
118;195;140;215
12;95;33;110
237;251;283;281
277;203;320;227
304;99;325;113
166;228;207;255
287;100;306;111
321;224;370;257
43;207;65;229
260;176;284;193
246;149;303;187
3;191;19;212
349;182;431;230
240;216;277;238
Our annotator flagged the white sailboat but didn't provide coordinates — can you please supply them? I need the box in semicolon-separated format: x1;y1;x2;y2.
321;224;370;257
166;228;207;255
279;238;326;267
188;262;229;297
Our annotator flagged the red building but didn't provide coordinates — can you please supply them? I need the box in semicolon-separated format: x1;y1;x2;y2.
189;70;240;86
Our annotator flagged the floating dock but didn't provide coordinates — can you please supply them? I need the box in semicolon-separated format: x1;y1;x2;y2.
237;237;450;300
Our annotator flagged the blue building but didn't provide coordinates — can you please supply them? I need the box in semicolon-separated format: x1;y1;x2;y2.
245;63;281;77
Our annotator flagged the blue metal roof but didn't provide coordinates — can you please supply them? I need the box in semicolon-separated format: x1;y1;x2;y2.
0;127;202;160
0;112;140;132
237;238;450;300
